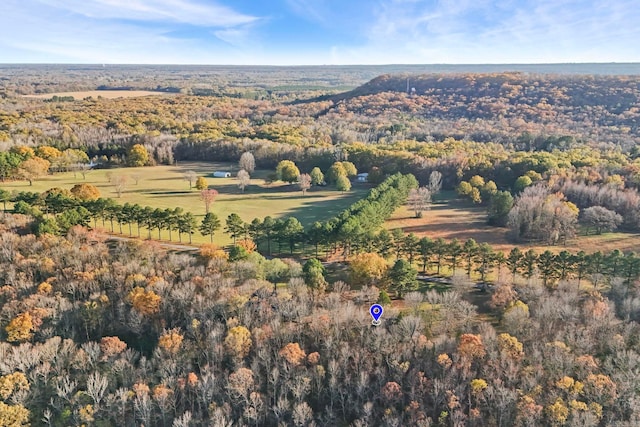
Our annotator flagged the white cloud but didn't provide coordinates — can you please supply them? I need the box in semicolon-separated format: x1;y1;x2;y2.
34;0;258;27
326;0;640;64
0;0;638;64
214;25;255;48
285;0;327;23
0;0;261;63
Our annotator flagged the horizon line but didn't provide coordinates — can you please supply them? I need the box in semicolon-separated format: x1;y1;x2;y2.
1;61;640;67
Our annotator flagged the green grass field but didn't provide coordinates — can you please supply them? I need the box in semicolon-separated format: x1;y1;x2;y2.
0;161;369;246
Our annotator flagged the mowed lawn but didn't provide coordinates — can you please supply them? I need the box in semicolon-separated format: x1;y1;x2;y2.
385;191;640;255
0;162;369;246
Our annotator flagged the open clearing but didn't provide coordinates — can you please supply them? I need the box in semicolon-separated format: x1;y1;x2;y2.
386;192;640;254
23;90;169;99
0;162;368;246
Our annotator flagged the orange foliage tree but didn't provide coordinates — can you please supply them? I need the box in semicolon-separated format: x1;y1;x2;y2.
200;244;228;260
18;157;50;185
99;336;127;358
279;343;307;366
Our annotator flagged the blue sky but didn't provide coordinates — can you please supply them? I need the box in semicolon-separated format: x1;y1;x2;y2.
1;0;638;64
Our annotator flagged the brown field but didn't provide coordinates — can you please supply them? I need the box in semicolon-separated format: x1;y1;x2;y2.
23;90;169;99
386;195;640;254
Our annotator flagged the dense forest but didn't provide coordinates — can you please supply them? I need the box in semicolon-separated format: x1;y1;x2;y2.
3;210;640;426
3;66;640;426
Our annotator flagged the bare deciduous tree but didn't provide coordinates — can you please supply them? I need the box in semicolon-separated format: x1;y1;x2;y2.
508;184;578;244
78;163;92;180
86;371;109;410
582;206;624;234
297;173;311;195
200;189;219;214
111;175;129;198
408;187;432;217
239;152;256;174
184;171;197;189
237;169;250;192
428;170;443;195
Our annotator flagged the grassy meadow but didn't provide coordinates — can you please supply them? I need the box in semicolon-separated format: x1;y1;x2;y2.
385;191;640;255
0;162;369;246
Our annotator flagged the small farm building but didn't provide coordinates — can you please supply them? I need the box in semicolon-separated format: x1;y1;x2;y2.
356;173;369;182
213;171;232;178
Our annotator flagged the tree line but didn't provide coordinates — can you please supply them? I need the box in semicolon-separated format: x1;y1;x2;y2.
351;231;640;291
4;189;205;243
6;175;640;293
0;173;417;251
236;173;418;257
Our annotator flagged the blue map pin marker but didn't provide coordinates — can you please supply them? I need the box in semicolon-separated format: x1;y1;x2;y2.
370;304;383;326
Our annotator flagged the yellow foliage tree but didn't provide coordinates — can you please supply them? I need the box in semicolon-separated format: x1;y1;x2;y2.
470;187;482;203
79;405;95;424
569;399;588;412
158;329;184;355
127;144;149;167
5;313;34;343
200;244;228;260
546;398;569;426
604;174;625;189
36;146;62;160
37;282;52;295
349;252;389;287
224;326;252;359
497;333;524;360
128;287;161;316
0;373;29;400
584;374;617;405
469;175;485;188
470;378;488;395
70;183;101;201
195;176;208;191
505;300;530;317
0;401;30;426
556;376;575;390
125;274;147;287
437;353;453;369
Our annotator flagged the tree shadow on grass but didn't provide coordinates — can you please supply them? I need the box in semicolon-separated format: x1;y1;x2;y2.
281;191;367;226
145;190;193;196
147;177;187;181
197;183;301;195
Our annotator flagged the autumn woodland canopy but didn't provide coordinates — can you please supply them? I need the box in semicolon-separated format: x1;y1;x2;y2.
2;65;640;426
